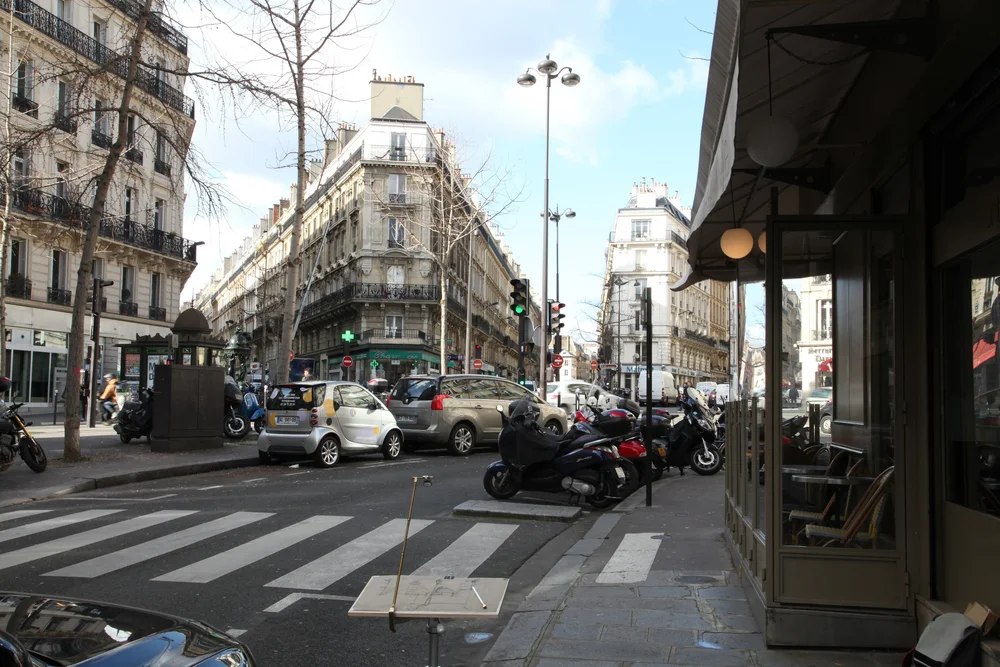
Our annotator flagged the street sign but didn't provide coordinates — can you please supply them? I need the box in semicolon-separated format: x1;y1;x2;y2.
552;354;564;369
342;355;354;368
370;360;379;369
599;363;618;369
590;360;598;371
290;350;295;361
473;359;483;370
250;362;261;372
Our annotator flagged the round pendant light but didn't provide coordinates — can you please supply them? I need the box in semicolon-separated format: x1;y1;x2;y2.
746;115;799;167
758;231;767;253
721;227;754;259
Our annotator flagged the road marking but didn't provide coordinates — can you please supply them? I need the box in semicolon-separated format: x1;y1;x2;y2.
357;458;426;469
46;511;272;579
67;494;177;501
265;518;434;591
226;629;247;637
410;523;517;578
0;510;195;572
0;509;53;524
198;486;225;491
153;515;351;584
243;478;267;483
0;510;124;545
283;471;309;477
595;532;664;584
264;592;356;613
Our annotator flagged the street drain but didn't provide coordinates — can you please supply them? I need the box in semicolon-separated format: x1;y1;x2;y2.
676;575;716;584
464;632;492;644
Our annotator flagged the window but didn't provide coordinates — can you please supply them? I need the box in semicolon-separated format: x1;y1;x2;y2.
57;81;70;115
94;98;107;134
388;174;406;203
634;278;647;299
126;114;137;146
120;265;135;302
385;315;402;337
124;188;135;220
93;19;106;46
150;273;161;308
631;219;650;240
634;343;646;362
50;250;67;290
55;161;69;199
9;238;26;277
818;299;833;339
11;149;28;186
390;132;406;160
387;265;404;285
156;132;167;161
15;60;33;101
56;0;70;22
387;217;404;248
154;199;165;230
634;310;641;331
635;249;647;271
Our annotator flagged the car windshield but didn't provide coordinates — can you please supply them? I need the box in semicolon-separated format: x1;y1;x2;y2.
546;384;557;393
813;388;832;398
391;378;438;401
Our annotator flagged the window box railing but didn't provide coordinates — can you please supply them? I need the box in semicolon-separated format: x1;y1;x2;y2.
5;276;31;299
91;130;112;149
388;193;407;205
119;301;138;317
47;287;71;305
299;283;441;326
11;93;37;117
54;112;77;133
125;148;143;164
149;306;166;321
154;157;171;176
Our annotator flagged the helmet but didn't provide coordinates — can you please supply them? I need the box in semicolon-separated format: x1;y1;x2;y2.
0;377;10;393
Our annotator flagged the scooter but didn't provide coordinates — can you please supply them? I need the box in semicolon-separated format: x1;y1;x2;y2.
646;387;723;476
242;385;265;434
224;376;251;440
114;387;154;444
483;400;632;509
0;397;47;473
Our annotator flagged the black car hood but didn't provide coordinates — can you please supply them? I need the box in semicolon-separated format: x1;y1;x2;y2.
0;592;250;666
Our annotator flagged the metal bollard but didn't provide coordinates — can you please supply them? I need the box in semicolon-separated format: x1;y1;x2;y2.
53;389;60;425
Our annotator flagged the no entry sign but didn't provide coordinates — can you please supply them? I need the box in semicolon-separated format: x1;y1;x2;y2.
473;359;483;370
342;355;354;368
552;354;564;369
590;360;598;370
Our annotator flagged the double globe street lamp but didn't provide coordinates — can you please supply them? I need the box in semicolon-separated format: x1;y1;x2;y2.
518;55;580;393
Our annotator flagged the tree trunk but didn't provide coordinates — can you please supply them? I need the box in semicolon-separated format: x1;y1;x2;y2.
275;0;305;385
63;0;154;461
439;274;447;377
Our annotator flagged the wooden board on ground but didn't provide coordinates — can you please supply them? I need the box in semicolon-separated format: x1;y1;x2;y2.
348;576;508;619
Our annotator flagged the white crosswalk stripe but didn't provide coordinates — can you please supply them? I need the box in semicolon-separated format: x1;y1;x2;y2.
596;532;663;584
0;509;53;524
410;523;517;578
265;518;434;591
46;512;272;578
0;510;124;544
0;510;195;572
153;515;351;584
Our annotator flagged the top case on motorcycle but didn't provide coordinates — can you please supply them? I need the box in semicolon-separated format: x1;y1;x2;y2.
592;414;633;437
498;422;563;470
638;415;672;439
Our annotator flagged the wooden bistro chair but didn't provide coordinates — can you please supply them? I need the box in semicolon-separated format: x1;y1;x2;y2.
789;458;866;545
804;466;895;549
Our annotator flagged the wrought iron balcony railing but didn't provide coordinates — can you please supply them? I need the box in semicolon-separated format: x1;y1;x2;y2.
365;144;437;163
11;93;37;117
149;306;166;321
0;0;195;118
47;287;71;305
299;283;441;326
125;148;143;164
119;301;138;317
102;0;188;55
2;187;198;262
54;112;77;133
154;158;171;177
361;328;426;340
91;130;112;149
388;193;408;205
5;276;31;300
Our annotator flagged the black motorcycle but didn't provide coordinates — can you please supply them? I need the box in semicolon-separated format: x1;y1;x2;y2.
0;400;47;473
113;387;154;444
643;387;723;476
223;376;251;439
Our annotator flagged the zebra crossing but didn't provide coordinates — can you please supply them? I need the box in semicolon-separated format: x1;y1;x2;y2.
0;507;523;599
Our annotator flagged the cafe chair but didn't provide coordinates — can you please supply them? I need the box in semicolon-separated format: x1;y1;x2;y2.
804;466;895;549
789;458;866;545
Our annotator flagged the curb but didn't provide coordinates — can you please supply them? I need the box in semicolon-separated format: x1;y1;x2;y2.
453;500;583;523
0;455;260;509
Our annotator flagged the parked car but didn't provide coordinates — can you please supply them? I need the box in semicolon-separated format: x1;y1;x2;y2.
387;374;569;455
546;379;597;413
637;369;679;406
806;386;833;406
258;381;404;467
819;400;833;434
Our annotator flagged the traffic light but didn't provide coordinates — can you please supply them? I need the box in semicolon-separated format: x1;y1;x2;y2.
509;278;529;317
474;344;482;360
550;302;566;334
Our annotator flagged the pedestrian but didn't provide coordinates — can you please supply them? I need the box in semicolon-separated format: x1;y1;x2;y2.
301;367;313;381
99;373;118;424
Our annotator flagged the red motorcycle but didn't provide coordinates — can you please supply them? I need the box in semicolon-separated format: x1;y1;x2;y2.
573;406;667;485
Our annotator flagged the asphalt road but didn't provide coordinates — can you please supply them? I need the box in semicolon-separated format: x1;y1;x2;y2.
0;445;580;666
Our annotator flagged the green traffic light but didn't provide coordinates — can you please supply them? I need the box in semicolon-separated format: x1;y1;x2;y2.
514;305;525;314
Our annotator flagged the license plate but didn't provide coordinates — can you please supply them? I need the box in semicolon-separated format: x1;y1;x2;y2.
615;467;626;482
276;416;298;425
657;447;666;457
396;415;416;423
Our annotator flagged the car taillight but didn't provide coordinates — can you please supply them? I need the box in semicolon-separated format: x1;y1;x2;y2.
310;408;319;426
431;394;452;410
385;395;391;405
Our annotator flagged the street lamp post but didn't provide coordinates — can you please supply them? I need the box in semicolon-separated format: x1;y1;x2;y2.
614;276;627;389
518;55;580;394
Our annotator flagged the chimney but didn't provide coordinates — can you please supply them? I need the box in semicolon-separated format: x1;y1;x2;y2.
324;138;340;167
271;204;279;224
370;72;424;120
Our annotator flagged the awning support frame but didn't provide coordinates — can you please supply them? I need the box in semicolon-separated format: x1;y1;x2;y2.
733;164;832;194
766;17;935;59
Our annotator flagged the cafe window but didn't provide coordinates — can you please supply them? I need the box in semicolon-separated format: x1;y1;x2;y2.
940;236;1000;518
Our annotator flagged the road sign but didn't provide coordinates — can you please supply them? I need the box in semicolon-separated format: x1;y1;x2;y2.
590;360;598;371
552;354;564;369
250;362;261;372
473;359;483;370
290;350;295;361
370;360;379;369
342;355;353;368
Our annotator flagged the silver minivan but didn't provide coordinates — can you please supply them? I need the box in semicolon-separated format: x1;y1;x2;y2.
258;381;404;467
387;374;569;455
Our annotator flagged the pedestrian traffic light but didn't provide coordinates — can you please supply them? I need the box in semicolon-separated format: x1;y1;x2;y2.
550;302;566;333
474;344;482;360
509;278;529;317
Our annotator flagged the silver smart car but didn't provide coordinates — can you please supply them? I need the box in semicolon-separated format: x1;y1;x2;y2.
258;381;404;467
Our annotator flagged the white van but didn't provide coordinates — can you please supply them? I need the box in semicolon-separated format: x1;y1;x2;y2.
637;369;678;406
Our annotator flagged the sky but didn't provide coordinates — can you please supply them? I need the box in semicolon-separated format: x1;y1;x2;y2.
176;0;717;346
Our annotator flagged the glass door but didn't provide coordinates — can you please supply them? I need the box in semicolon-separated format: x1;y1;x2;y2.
767;220;907;610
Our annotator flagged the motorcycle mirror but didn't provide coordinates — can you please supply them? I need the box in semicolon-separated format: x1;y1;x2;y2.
495;404;504;413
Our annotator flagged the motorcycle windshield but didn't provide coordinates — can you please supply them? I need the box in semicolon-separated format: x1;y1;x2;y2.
685;387;712;416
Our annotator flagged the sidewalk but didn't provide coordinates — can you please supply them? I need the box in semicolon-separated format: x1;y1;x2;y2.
482;473;906;667
1;424;259;508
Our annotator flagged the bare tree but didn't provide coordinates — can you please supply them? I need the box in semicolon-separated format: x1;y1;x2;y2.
191;0;383;384
368;136;522;374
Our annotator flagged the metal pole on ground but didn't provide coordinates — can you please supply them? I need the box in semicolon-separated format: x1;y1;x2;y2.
644;286;653;507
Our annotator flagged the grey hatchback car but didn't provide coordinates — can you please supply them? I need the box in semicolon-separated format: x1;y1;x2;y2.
387;374;569;455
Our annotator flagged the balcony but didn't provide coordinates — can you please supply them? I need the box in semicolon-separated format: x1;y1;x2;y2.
388;193;409;205
11;93;37;117
149;306;167;321
671;231;688;250
125;148;143;165
54;111;77;134
365;144;437;163
154;157;171;177
119;301;138;317
361;328;427;343
2;187;198;262
5;276;31;299
91;130;112;149
102;0;188;55
299;282;441;327
47;287;71;305
0;0;195;118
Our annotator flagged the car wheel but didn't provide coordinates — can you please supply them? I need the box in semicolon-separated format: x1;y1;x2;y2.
314;436;340;468
382;431;402;460
820;415;832;434
447;423;475;456
544;420;563;435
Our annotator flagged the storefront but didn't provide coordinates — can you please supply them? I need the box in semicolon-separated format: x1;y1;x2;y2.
5;328;68;406
681;0;1000;657
325;349;440;385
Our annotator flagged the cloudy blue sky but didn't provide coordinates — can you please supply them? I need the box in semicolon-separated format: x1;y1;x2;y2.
179;0;716;344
